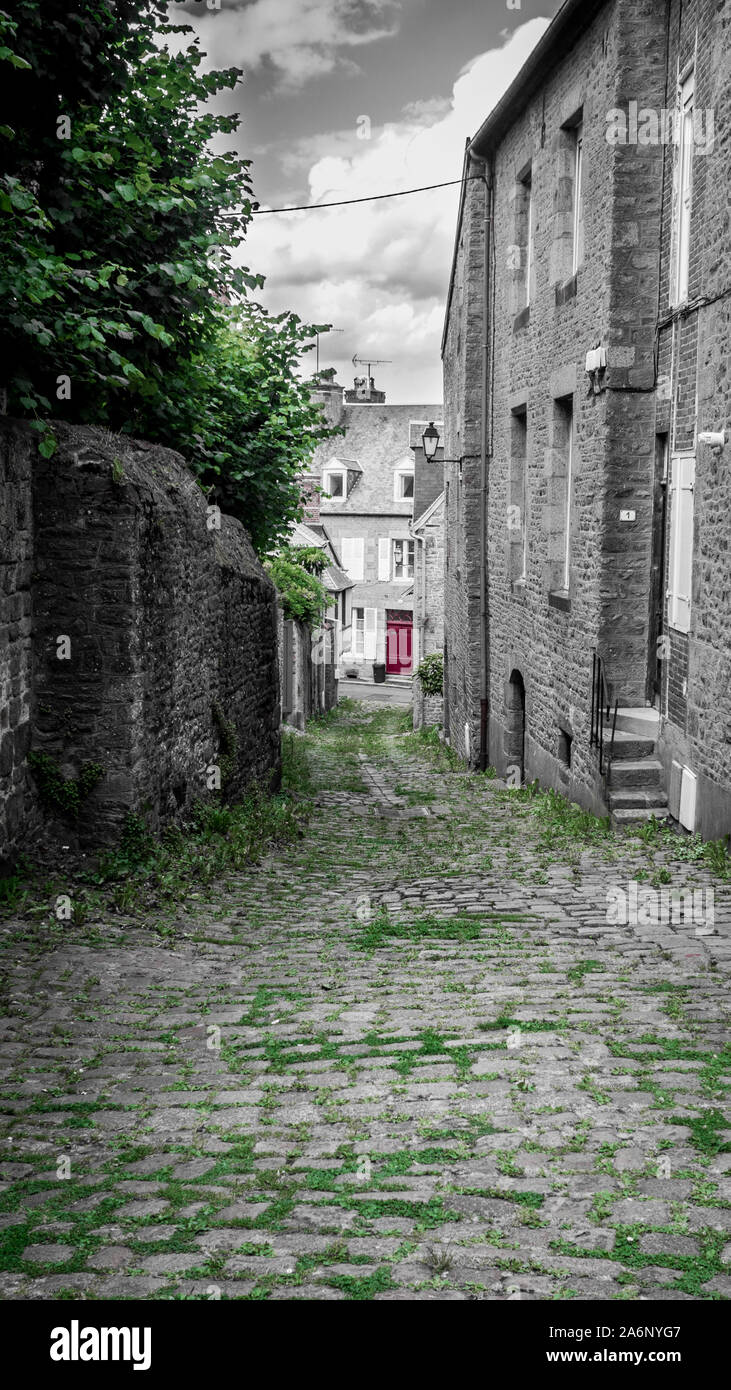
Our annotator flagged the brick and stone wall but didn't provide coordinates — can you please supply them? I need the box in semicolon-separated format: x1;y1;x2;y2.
0;420;281;855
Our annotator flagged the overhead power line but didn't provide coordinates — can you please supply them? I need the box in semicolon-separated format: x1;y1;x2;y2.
250;177;465;215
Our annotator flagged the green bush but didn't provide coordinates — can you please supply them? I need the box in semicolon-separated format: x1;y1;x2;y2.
267;555;328;627
416;652;444;696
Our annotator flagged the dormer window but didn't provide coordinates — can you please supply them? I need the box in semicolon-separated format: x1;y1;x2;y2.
393;456;415;501
324;469;345;498
395;470;414;500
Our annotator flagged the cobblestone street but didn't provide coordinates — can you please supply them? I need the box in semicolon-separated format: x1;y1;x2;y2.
1;702;730;1302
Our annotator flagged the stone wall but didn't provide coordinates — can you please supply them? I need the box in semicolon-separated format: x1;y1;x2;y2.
0;426;37;859
653;0;731;839
279;610;338;730
413;493;445;729
0;420;281;855
443;169;487;766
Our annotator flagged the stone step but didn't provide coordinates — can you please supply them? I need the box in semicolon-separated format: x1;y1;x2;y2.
614;706;661;738
612;806;671;827
607;757;664;789
609;787;670;811
603;729;656;760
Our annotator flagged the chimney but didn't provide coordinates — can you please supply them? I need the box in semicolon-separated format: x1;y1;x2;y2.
344;374;386;404
310;372;345;427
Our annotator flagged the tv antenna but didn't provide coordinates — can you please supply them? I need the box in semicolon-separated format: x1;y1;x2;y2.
352;353;392;379
315;327;344;376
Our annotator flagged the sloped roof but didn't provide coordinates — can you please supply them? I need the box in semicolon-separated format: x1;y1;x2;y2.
290;521;327;549
323;563;353;593
412;490;445;534
312;402;442;516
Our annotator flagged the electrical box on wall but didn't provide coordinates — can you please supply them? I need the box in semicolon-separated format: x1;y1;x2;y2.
679;767;697;833
669;761;682;821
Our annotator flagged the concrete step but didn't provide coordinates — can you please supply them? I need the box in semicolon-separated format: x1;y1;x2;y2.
609;787;670;811
603;729;656;760
607;757;664;789
612;806;671;827
614;706;661;738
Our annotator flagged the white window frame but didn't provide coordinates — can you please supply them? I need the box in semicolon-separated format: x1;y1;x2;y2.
324;468;346;498
394;468;415;501
672;71;695;306
392;538;415;581
667;452;695;633
571;122;584;277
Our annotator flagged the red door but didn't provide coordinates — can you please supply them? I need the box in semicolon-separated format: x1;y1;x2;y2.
386;613;412;674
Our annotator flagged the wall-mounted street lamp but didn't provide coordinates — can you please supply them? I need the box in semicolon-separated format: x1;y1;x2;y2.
422;421;441;461
421;421;463;467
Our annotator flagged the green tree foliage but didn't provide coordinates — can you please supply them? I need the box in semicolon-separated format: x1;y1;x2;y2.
266;554;328;628
0;1;338;548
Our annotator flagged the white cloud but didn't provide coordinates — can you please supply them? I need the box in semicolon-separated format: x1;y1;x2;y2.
177;0;403;91
241;18;550;400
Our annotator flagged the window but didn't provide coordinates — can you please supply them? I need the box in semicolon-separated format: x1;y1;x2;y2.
353;607;365;658
324;470;345;497
555;397;574;591
523;171;534;308
672;72;694;305
340;536;364;582
571;122;584;276
668;453;695;632
510;407;528;579
392;538;414;580
399;472;414;498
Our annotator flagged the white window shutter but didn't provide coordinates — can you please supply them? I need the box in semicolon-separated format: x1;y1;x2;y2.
668;455;694;633
378;537;390;581
341;537;364;582
363;607;378;660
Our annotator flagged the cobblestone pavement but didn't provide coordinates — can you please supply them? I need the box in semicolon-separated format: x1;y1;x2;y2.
1;703;730;1302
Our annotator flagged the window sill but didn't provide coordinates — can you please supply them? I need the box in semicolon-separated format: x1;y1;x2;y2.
513;305;530;333
548;589;571;612
511;577;528;596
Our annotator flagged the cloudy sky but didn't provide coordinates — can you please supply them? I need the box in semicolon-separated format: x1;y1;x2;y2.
175;0;563;401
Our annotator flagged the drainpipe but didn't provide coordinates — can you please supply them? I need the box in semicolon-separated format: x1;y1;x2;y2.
477;156;493;771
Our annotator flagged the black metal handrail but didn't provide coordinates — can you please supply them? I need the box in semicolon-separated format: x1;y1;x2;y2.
590;650;619;775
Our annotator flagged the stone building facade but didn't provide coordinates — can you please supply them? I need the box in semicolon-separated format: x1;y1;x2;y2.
0;421;281;856
309;376;442;679
442;0;731;839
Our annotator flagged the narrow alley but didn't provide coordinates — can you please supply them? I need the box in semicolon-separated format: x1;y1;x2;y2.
1;702;729;1302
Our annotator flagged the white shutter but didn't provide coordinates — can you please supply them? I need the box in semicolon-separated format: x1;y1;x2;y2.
341;537;364;582
668;454;695;633
377;537;390;581
363;607;378;660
